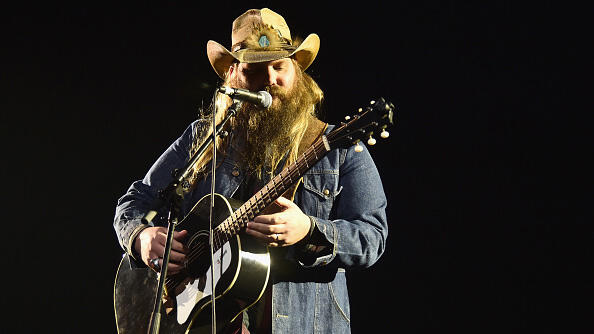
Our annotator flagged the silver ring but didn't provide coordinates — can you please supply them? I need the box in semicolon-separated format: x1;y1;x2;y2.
150;257;160;271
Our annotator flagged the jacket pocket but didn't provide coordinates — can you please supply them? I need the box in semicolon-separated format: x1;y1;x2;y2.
328;270;351;323
302;171;342;219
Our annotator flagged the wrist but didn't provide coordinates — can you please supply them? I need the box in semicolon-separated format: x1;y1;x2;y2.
297;216;315;246
127;224;150;260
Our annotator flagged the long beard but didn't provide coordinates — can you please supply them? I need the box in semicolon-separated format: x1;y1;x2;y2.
234;73;316;176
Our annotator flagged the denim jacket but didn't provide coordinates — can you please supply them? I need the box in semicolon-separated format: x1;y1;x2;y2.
114;120;388;333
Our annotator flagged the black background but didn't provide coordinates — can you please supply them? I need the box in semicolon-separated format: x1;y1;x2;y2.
3;2;589;333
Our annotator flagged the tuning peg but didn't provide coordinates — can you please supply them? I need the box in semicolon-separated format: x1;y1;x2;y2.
354;143;363;152
358;108;363;113
345;115;351;121
370;100;376;105
380;129;390;138
367;136;376;146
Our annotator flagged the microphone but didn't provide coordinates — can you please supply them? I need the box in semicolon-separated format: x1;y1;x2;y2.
218;86;272;108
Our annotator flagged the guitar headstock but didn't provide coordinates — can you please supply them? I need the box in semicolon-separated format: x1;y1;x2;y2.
327;97;395;151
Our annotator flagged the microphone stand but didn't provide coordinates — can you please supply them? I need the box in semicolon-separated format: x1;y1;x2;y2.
145;99;242;334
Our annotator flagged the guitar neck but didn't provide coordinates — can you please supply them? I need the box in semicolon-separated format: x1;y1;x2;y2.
213;135;331;250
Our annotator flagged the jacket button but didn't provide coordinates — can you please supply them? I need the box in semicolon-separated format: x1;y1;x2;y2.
232;169;240;177
323;189;330;196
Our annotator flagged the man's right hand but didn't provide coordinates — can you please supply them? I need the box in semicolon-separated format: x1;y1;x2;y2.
134;227;189;274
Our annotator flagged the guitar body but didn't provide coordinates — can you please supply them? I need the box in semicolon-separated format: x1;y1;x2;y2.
114;194;271;334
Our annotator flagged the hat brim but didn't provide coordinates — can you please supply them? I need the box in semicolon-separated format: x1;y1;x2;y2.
207;33;320;79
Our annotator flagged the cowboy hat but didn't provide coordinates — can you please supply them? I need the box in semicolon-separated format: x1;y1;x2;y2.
207;8;320;79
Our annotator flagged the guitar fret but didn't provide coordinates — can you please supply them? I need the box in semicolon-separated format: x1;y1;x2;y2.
242;201;250;220
239;206;248;226
258;191;266;210
263;184;271;205
233;218;239;235
226;221;233;240
276;174;284;192
285;167;293;184
312;145;319;160
229;222;235;235
281;173;287;188
303;152;309;169
229;210;237;227
256;191;265;210
252;196;259;217
237;206;245;222
252;194;262;212
261;190;267;206
289;163;300;180
270;177;280;198
247;199;256;220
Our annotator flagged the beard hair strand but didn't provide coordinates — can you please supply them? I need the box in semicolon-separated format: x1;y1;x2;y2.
234;70;317;178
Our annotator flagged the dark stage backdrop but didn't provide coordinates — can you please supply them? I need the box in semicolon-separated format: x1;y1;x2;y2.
4;2;587;333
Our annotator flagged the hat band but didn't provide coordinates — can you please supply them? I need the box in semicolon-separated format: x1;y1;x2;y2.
233;49;297;63
232;45;297;53
231;38;294;52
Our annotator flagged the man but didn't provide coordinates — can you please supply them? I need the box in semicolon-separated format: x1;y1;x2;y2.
114;8;388;333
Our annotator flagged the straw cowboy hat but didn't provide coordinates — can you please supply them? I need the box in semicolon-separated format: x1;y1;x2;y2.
207;8;320;79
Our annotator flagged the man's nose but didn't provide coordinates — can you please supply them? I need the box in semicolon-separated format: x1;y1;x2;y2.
266;66;277;86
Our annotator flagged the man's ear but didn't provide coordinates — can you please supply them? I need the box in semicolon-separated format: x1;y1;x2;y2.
228;63;236;78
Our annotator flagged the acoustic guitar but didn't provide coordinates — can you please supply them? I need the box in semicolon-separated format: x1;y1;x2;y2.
114;97;395;333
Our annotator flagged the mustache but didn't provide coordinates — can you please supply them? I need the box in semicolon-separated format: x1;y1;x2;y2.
264;85;290;100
